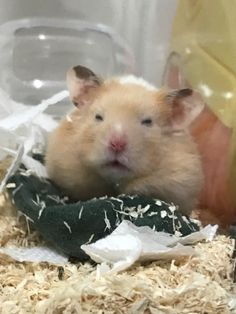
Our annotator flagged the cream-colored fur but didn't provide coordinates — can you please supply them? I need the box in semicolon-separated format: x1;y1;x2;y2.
46;71;203;215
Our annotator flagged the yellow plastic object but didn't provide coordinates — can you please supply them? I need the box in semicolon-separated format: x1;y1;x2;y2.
169;0;236;226
171;0;236;128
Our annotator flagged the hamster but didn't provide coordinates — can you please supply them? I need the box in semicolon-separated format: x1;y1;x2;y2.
46;65;204;216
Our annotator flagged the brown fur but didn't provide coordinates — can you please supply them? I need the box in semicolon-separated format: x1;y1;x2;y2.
46;75;203;216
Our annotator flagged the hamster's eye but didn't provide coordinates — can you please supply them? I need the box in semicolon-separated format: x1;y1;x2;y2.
141;118;152;127
95;114;104;122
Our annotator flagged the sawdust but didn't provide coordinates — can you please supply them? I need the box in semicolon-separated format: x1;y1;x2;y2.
0;159;235;313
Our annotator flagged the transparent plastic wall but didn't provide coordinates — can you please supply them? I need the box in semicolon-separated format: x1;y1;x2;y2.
0;0;177;117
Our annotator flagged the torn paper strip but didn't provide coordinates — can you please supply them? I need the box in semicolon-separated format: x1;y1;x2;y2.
0;90;68;131
81;220;218;274
0;246;68;264
0;88;69;190
0;221;218;270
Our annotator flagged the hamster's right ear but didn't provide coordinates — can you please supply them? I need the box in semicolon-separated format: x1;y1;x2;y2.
162;52;186;89
66;65;102;107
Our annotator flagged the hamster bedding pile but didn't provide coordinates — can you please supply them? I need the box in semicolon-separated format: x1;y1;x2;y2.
0;158;236;313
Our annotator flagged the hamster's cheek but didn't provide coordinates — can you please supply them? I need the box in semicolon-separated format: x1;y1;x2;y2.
86;141;108;166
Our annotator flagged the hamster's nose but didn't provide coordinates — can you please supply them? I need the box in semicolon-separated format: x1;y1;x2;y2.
108;136;127;154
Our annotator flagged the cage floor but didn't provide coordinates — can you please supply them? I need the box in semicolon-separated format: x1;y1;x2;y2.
0;160;235;314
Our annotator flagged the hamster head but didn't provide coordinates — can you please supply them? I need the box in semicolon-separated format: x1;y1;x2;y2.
66;65;204;184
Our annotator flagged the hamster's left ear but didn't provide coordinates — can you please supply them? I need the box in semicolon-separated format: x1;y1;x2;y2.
165;88;205;130
67;65;102;108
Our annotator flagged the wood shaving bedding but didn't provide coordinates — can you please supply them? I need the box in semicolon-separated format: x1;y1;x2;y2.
0;161;235;313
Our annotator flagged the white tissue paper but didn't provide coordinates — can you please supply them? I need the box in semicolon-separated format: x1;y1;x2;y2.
0;88;70;265
0;221;217;270
0;87;68;192
0;246;68;264
81;220;218;274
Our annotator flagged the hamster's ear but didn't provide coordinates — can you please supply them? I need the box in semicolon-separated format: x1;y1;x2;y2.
162;52;186;89
67;65;102;107
165;88;205;130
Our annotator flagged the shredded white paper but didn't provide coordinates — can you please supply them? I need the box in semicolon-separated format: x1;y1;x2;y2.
0;88;67;190
0;220;218;271
0;90;67;131
82;220;218;273
0;246;68;264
